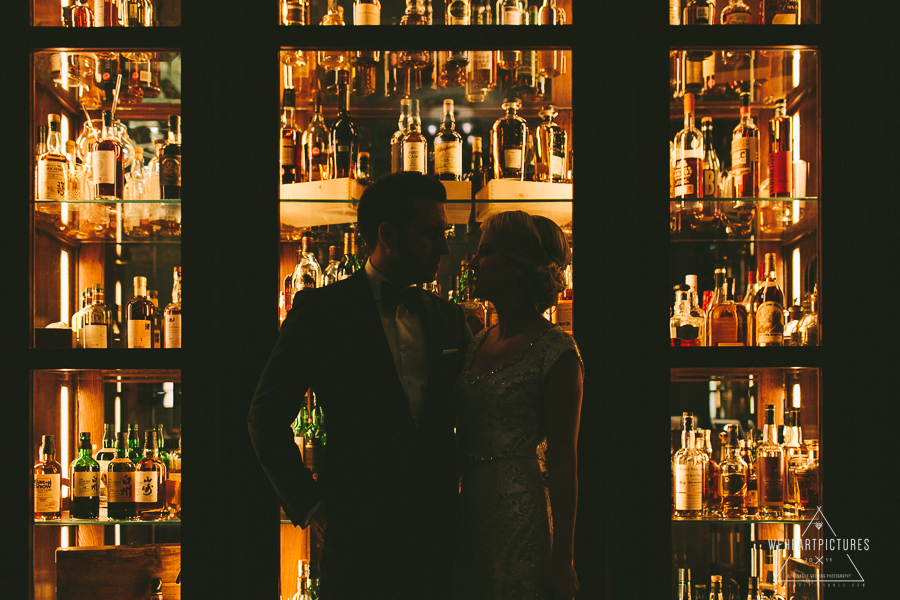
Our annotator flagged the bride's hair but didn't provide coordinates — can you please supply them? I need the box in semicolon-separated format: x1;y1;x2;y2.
481;211;570;313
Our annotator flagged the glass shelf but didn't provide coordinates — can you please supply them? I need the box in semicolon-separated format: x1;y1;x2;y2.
672;516;815;524
36;199;181;204
35;514;180;526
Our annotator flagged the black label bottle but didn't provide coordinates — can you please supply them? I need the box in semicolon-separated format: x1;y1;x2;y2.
108;431;137;520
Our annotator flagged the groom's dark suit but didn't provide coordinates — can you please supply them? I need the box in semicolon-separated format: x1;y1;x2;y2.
249;268;469;600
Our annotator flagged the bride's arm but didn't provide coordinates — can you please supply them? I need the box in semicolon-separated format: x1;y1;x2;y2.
543;350;583;597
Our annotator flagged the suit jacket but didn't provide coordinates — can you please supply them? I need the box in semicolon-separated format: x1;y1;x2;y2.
248;269;470;600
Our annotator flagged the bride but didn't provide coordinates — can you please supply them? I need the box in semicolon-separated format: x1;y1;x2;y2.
450;211;583;600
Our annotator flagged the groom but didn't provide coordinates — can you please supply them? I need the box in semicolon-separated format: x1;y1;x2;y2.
248;172;470;600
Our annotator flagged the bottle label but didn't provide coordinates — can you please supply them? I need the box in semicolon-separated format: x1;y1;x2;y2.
51;53;62;74
138;62;151;83
97;458;111;505
722;473;746;497
449;16;468;25
695;7;711;23
165;314;182;348
772;13;798;24
768;150;793;196
38;161;67;200
128;319;152;348
503;148;523;171
501;7;521;24
474;51;492;70
434;140;462;175
554;301;573;333
703;168;717;197
92;150;116;185
281;142;297;167
731;137;759;170
674;157;701;197
108;471;134;503
83;324;108;348
756;302;784;344
135;471;159;503
35;474;61;512
725;12;753;24
160;156;181;186
686;60;703;88
354;5;380;25
550;153;565;180
674;464;702;510
72;471;99;498
403;141;427;174
758;456;784;504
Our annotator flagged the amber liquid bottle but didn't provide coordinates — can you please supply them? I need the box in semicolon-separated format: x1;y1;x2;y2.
768;98;793;197
34;435;62;520
434;99;463;181
281;88;301;183
754;253;785;346
708;275;751;346
673;93;703;199
731;92;759;198
92;110;124;199
491;98;528;180
756;405;784;517
127;276;156;348
160;115;181;199
330;72;358;179
108;432;137;520
136;430;167;517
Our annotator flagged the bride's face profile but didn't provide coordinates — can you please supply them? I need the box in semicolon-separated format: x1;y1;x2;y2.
469;231;523;303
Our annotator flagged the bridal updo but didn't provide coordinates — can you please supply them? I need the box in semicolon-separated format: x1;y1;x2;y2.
480;211;570;313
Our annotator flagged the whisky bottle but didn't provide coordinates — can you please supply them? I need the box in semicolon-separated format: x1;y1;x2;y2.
761;0;799;24
446;0;470;24
282;0;310;25
136;430;167;517
437;49;468;90
127;276;155;348
756;404;784;518
166;435;182;518
82;285;110;348
466;49;494;103
537;0;565;78
677;568;692;599
398;1;433;69
353;0;381;24
673;413;704;519
70;432;101;519
292;236;323;291
330;72;358;179
740;437;758;516
708;575;724;600
754;253;785;346
95;424;115;515
108;431;137;520
155;424;169;467
292;559;313;600
434;100;463;181
696;429;720;516
127;424;142;462
92;110;124;199
670;285;704;346
731;92;759;198
164;267;182;349
674;94;703;199
685;274;705;328
303;91;330;182
322;245;342;286
795;439;819;517
496;0;522;24
683;0;714;24
318;1;349;74
160;115;181;200
458;258;487;334
492;98;528;180
553;266;573;335
718;425;748;518
741;270;757;345
535;105;567;183
700;118;720;198
71;0;94;26
401;99;427;174
768;99;793;197
471;0;492;23
148;290;162;348
37;114;68;200
708;276;751;346
466;136;489;194
281;89;302;184
351;50;380;98
336;232;362;281
782;408;803;516
73;289;89;348
797;285;819;346
783;302;803;346
34;435;62;520
721;0;752;23
391;99;412;174
304;399;324;479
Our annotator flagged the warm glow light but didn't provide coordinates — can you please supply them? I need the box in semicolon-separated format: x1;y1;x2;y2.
116;205;123;244
61;526;69;548
115;524;121;545
749;375;755;415
793;524;802;559
115;396;122;435
60;386;69;501
163;382;175;409
61;203;69;226
60;52;69;91
427;125;437;136
792;113;800;163
793;382;802;409
60;250;70;325
116;280;123;323
709;381;719;418
462;123;472;134
792;248;801;306
793;51;801;89
792;200;800;225
61;114;69;146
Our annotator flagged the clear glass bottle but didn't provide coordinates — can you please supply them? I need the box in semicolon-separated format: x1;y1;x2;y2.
741;270;757;344
491;98;528;180
330;72;358;179
754;253;785;346
798;285;819;346
446;0;470;24
740;437;758;516
71;0;94;26
73;289;90;347
292;559;313;600
795;439;819;518
536;105;567;183
322;245;342;286
719;425;748;518
354;0;381;24
434;99;463;181
318;1;349;72
496;0;522;24
34;435;62;520
768;98;793;197
401;98;427;174
155;424;169;467
674;93;703;199
281;88;302;184
83;284;111;348
336;232;362;280
108;431;136;520
721;0;752;24
670;285;704;347
437;49;468;90
282;0;310;25
684;274;705;328
391;99;412;173
136;430;167;517
700;117;720;198
466;48;495;103
677;568;692;599
303;90;330;182
782;408;803;516
160;115;181;200
746;576;760;600
292;236;323;291
761;0;799;25
756;404;784;517
466;136;489;195
708;275;751;346
95;424;116;516
471;0;493;23
683;0;714;24
164;267;182;348
537;0;565;77
166;435;182;518
127;276;155;348
147;290;162;348
673;413;704;519
37;114;68;200
70;432;100;519
125;0;145;26
731;92;759;198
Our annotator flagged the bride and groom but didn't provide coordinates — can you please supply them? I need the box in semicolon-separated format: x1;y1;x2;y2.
248;172;582;600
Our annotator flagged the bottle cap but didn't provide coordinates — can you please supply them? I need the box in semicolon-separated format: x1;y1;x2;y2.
701;116;712;124
539;104;558;118
283;88;296;107
683;93;695;113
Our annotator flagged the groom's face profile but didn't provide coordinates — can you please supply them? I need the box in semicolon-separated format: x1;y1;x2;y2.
386;197;450;284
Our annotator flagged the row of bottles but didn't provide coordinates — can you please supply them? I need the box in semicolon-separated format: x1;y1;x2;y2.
672;409;819;520
670;254;818;347
281;231;362;320
293;396;327;480
670;0;801;25
61;0;157;27
676;570;765;600
48;52;170;108
34;423;182;521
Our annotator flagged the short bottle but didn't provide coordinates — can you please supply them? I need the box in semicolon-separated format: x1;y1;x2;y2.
353;0;381;24
708;274;751;346
798;285;819;346
536;105;567;183
783;301;803;346
401;99;427;174
282;0;310;25
684;0;715;24
37;114;68;201
108;431;137;520
70;432;101;519
164;267;182;348
434;100;463;181
34;435;62;520
491;98;528;180
756;404;784;518
761;0;799;24
136;430;167;517
670;285;704;347
673;413;704;519
718;424;748;518
70;0;94;26
127;276;155;348
754;253;785;346
292;236;323;291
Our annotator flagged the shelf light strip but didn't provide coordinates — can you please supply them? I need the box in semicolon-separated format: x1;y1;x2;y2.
60;250;70;326
792;248;801;307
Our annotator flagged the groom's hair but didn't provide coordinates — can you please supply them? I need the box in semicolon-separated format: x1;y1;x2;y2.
356;172;447;250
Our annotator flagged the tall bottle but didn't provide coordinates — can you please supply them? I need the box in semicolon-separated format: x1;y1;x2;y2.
674;93;703;199
391;99;412;174
718;424;748;518
401;99;427;174
756;404;784;517
782;408;803;516
795;439;819;517
83;285;111;348
673;413;704;519
336;232;362;280
330;72;358;179
700;117;720;198
127;276;155;348
166;435;182;518
741;270;757;345
322;245;342;286
536;105;567;183
34;435;62;520
160;115;181;200
148;290;162;348
398;1;433;70
492;98;528;180
677;568;692;600
754;253;784;346
353;0;381;24
303;91;330;182
281;89;302;184
70;432;101;519
95;424;116;516
292;236;323;291
37;114;68;200
740;437;758;516
708;275;750;346
108;431;136;520
467;136;489;194
434;100;463;181
136;430;167;516
768;98;793;198
164;267;182;348
761;0;799;24
92;110;124;199
731;92;759;198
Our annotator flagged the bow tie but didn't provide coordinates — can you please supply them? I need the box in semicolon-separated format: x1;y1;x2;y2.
381;281;424;312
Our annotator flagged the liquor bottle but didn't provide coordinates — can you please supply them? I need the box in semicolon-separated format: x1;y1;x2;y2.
147;290;162;348
398;1;433;70
127;424;142;462
125;0;145;26
782;408;803;516
708;276;751;346
391;99;412;173
671;285;704;346
783;301;803;346
108;431;137;520
709;575;724;600
746;576;760;600
677;568;692;599
73;289;90;348
95;424;115;515
136;430;167;516
164;267;182;349
336;232;362;280
401;99;427;174
155;424;169;467
83;284;111;348
794;439;819;517
93;0;119;27
437;49;468;90
756;404;784;517
350;50;379;98
302;90;330;182
330;72;358;179
354;0;381;24
496;0;522;24
739;437;758;516
92;110;124;199
721;0;752;24
535;105;567;183
798;285;819;346
34;125;49;195
472;0;492;23
466;48;494;103
741;270;757;345
683;0;714;24
768;99;793;197
553;266;573;334
537;0;565;78
492;98;528;180
160;115;181;200
166;435;182;518
318;1;349;74
293;406;309;456
700;117;720;198
304;399;323;479
292;236;323;291
761;0;799;24
719;425;748;518
282;0;310;25
446;0;470;24
34;435;62;520
37;114;68;201
673;413;704;519
685;274;705;327
673;94;703;199
754;253;784;346
434;100;464;181
322;245;342;286
127;276;155;348
731;92;759;198
467;137;490;194
70;0;94;26
292;559;313;600
70;432;101;519
281;89;302;184
458;258;487;333
356;151;373;186
695;429;718;516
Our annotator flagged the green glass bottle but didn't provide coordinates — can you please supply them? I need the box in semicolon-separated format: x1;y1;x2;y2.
127;423;141;463
70;432;100;519
155;423;169;468
108;431;137;520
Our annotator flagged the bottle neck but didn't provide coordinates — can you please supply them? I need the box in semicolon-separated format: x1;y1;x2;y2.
681;426;695;450
283;106;296;128
135;282;147;298
48;128;62;154
684;110;695;130
338;84;350;116
441;109;455;132
171;280;181;304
